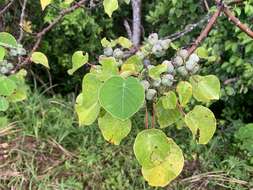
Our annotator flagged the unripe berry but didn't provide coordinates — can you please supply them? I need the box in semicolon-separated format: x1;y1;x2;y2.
161;39;171;50
191;63;200;74
152;78;161;87
161;74;174;87
6;63;14;70
174;56;184;67
141;80;150;91
178;49;188;60
103;47;113;56
185;60;197;71
189;53;200;63
163;60;174;74
0;66;9;74
17;48;26;56
136;51;145;60
0;60;7;66
113;48;124;59
144;59;151;67
148;33;159;45
147;65;155;70
9;49;18;57
177;66;188;77
146;89;157;101
152;43;163;54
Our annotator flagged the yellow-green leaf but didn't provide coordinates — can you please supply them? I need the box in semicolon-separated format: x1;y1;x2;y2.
40;0;52;10
103;0;118;17
0;97;9;112
161;91;177;109
176;81;192;107
141;138;184;187
185;105;216;144
31;52;49;69
117;36;133;49
0;46;5;61
68;51;88;75
98;113;131;145
75;74;102;126
190;75;220;103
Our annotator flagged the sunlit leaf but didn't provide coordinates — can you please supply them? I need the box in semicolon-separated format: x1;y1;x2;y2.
142;138;184;187
133;129;171;168
98;113;131;145
31;52;49;69
0;32;17;48
117;36;132;49
40;0;52;10
185;105;216;144
97;56;119;81
99;76;145;120
68;51;88;75
176;81;192;107
0;97;9;111
0;46;5;61
76;74;102;126
190;75;220;103
103;0;118;17
149;64;167;80
0;76;17;96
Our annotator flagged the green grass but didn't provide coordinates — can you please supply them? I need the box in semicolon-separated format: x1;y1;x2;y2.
0;90;252;190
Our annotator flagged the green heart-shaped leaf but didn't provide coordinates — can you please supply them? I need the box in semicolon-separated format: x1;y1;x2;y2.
98;113;131;145
99;76;145;120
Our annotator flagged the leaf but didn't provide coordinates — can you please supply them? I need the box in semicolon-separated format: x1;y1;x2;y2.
121;55;143;75
0;97;9;111
124;0;130;4
0;76;17;96
31;52;49;69
0;32;17;48
7;73;28;102
103;0;118;17
0;46;5;61
97;56;119;81
141;138;184;187
117;37;133;49
196;47;208;59
190;75;220;103
99;76;145;120
133;129;171;168
176;81;192;107
161;91;177;109
40;0;52;10
68;51;88;75
98;113;131;145
76;74;102;126
0;116;8;128
185;105;216;144
156;99;181;128
149;64;167;80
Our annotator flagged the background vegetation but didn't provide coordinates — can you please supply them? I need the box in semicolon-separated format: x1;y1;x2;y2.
0;0;253;189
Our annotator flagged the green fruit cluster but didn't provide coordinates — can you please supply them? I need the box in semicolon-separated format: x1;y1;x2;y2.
0;60;14;74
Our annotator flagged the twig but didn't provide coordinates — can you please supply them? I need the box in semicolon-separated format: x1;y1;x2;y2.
124;19;132;40
203;0;210;11
131;0;142;46
187;5;223;55
13;0;88;73
145;106;149;129
223;5;253;38
164;15;210;42
0;0;15;16
18;0;28;43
